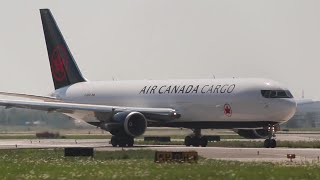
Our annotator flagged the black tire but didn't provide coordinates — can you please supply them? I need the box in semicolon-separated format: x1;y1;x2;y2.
270;139;276;148
111;136;118;147
185;136;192;146
264;139;270;148
128;138;134;147
200;136;208;147
192;137;200;147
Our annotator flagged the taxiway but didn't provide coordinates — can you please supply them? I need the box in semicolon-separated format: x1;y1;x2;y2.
0;139;320;162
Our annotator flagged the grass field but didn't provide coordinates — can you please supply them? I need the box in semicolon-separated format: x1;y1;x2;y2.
0;149;320;179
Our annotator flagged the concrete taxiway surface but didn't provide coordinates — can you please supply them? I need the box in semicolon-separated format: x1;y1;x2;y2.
1;139;320;162
146;146;320;162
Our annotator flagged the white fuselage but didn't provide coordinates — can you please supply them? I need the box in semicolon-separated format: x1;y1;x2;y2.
53;78;296;129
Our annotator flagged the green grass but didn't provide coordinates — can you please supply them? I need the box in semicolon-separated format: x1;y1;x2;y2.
0;135;36;139
0;149;320;179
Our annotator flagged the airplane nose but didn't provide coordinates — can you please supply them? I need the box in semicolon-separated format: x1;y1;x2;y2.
279;99;297;122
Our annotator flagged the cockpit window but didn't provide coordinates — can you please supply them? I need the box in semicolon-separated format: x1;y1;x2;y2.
261;90;293;98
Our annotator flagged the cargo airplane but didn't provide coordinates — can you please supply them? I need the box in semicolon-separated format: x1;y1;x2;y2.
0;9;296;148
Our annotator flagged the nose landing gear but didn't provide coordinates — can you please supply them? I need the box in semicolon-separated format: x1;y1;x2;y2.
264;125;277;148
184;129;208;147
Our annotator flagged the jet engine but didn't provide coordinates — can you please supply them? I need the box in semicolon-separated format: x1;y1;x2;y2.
234;129;269;139
111;112;147;137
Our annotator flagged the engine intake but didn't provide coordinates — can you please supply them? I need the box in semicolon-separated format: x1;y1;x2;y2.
122;112;147;137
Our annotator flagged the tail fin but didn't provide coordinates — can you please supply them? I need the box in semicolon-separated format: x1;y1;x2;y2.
40;9;86;90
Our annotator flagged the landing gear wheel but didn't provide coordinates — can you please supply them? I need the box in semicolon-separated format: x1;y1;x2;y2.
111;135;134;147
184;129;208;147
270;139;276;148
127;138;134;147
264;139;277;148
184;136;192;146
264;139;270;148
111;137;118;147
200;136;208;147
263;124;277;148
192;137;200;147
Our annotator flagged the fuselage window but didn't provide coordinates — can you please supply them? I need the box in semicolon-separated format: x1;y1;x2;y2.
261;90;293;98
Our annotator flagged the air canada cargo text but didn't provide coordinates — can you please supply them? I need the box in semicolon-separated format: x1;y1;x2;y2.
139;84;236;94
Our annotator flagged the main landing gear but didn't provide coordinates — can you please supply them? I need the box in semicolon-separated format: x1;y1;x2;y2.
111;135;134;147
184;129;208;147
264;124;277;148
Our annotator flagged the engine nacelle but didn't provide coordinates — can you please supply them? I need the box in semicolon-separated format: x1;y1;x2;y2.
112;112;147;137
124;112;147;137
234;129;269;139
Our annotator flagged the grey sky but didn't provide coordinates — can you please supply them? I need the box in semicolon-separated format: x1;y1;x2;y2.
0;1;319;99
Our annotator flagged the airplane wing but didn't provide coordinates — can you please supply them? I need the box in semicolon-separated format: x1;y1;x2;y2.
0;92;60;102
0;99;180;122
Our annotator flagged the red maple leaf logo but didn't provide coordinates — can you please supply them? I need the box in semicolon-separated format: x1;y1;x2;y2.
224;104;232;117
50;45;68;82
